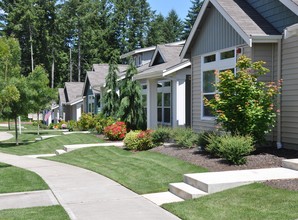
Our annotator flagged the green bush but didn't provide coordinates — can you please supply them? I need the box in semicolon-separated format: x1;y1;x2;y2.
124;131;141;150
172;127;199;148
197;131;216;148
67;120;77;131
77;113;95;131
219;134;255;165
124;130;154;151
94;113;115;134
151;127;172;145
205;133;223;157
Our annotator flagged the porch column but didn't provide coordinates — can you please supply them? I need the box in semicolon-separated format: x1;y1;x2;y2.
172;79;177;128
147;79;158;129
176;79;186;126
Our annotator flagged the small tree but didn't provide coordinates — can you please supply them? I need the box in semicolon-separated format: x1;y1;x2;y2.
205;55;281;143
118;60;144;130
102;51;120;118
27;65;56;135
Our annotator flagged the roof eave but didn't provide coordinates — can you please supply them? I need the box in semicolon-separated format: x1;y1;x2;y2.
163;61;191;77
133;71;163;80
284;23;298;39
279;0;298;16
250;35;283;46
120;46;156;59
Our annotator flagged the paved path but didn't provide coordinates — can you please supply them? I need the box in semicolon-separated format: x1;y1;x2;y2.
0;132;13;141
0;152;179;220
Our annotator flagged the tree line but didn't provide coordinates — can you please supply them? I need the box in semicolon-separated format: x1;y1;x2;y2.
0;0;203;87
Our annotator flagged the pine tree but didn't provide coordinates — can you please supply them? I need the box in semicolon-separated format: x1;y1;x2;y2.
183;0;204;40
102;51;120;118
164;10;184;43
146;13;167;46
118;60;144;130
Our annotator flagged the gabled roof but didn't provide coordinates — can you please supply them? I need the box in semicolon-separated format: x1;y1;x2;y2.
181;0;282;59
120;46;156;59
58;88;66;104
134;44;190;80
64;82;84;103
280;0;298;15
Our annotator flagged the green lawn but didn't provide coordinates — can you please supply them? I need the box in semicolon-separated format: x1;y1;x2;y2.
163;183;298;220
47;146;207;194
0;133;103;155
0;206;70;220
0;162;48;193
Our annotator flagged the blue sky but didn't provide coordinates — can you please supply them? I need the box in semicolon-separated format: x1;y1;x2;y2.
147;0;193;20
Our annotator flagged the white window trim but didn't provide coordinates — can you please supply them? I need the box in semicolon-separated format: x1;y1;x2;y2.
88;95;95;113
201;48;237;121
157;80;172;125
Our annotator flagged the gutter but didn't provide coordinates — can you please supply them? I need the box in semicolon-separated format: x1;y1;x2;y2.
276;39;282;149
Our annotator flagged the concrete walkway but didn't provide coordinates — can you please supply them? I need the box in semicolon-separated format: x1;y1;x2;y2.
0;152;179;220
0;132;13;141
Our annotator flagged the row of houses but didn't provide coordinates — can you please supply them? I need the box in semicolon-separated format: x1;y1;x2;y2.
56;0;298;150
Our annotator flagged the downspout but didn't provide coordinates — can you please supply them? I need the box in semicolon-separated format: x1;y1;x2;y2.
276;39;282;149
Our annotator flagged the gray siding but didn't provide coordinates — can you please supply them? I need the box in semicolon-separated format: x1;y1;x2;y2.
281;36;298;148
191;55;216;132
191;6;245;57
247;0;298;33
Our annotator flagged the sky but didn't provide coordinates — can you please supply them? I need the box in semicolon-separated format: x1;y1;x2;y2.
147;0;193;20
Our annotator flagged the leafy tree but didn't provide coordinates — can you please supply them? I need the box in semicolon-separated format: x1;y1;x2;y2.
183;0;204;40
164;10;184;42
102;51;120;118
205;56;281;143
118;60;144;130
27;65;56;135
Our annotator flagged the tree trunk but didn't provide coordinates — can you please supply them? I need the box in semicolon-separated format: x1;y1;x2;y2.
29;25;34;72
8;119;10;130
78;27;81;82
51;52;55;88
69;48;72;82
37;112;40;136
14;116;18;146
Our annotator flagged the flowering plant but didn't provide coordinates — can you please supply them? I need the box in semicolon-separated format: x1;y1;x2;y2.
104;121;127;140
124;130;154;151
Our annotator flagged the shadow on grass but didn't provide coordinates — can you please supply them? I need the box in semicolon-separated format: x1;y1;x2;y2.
0;142;31;148
0;164;12;168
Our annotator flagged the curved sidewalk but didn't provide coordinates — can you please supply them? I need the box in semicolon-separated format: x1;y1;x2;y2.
0;152;179;220
0;132;13;141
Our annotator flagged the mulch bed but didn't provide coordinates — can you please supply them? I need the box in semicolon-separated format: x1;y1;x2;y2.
150;145;298;191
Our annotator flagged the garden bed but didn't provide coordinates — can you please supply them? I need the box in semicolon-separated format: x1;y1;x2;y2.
150;145;298;191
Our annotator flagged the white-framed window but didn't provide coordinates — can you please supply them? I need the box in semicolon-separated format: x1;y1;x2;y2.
96;94;101;112
201;48;236;120
88;95;95;113
157;80;171;125
141;84;147;112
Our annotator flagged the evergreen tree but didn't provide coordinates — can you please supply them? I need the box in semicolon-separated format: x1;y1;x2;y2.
164;10;184;42
118;60;144;130
102;51;120;118
183;0;204;40
146;13;167;46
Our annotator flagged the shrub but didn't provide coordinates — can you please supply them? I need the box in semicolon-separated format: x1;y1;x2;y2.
104;121;127;141
197;131;216;148
124;131;141;150
151;127;172;146
172;127;199;148
67;120;77;131
124;130;154;151
219;134;255;165
77;113;95;131
94;113;115;134
205;133;224;157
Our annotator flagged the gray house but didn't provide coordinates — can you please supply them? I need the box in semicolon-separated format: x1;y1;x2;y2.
181;0;298;149
58;82;84;121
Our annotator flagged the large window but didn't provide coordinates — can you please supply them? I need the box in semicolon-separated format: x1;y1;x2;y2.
201;48;236;119
96;94;101;112
157;80;171;125
88;95;95;113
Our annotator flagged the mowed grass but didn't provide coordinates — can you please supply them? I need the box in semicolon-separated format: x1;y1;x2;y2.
0;133;103;155
163;183;298;220
0;162;48;193
47;146;207;194
0;206;70;220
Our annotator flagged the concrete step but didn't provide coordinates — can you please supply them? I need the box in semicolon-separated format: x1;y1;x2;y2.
142;192;184;206
55;149;67;155
41;135;60;140
184;168;298;194
35;137;42;141
169;182;207;200
64;142;124;152
282;159;298;171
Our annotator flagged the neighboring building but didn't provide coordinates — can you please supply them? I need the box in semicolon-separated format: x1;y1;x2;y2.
58;82;84;121
82;64;128;114
181;0;298;149
132;41;191;129
120;46;156;67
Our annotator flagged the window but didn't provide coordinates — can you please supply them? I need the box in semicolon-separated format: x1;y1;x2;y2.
201;48;236;119
88;95;95;113
141;83;147;114
157;81;171;125
96;94;101;112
